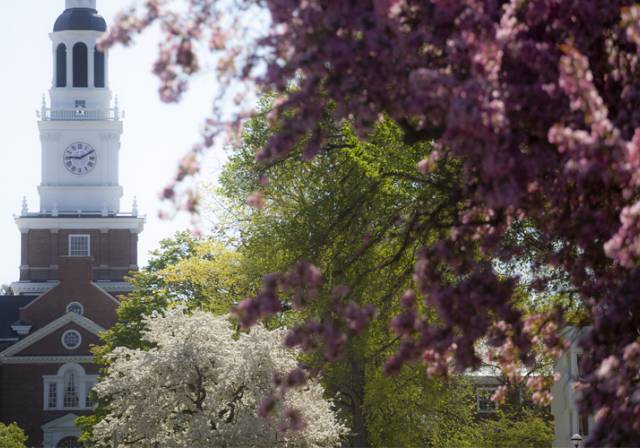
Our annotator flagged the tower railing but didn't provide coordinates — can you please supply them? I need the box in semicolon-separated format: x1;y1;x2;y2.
39;107;121;121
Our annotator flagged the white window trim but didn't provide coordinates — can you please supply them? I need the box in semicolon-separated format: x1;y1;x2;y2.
43;363;98;411
68;234;90;257
61;330;82;350
65;302;84;316
476;386;498;413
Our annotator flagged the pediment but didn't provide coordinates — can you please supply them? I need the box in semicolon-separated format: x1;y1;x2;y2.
42;413;80;431
0;312;104;359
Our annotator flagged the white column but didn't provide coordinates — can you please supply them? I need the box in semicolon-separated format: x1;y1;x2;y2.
56;381;63;409
52;47;57;87
66;45;73;87
79;381;87;408
88;44;95;87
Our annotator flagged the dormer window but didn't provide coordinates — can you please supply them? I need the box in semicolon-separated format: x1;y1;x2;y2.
69;235;90;257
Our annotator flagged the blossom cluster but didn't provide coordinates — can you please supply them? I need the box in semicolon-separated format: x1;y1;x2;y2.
105;1;640;444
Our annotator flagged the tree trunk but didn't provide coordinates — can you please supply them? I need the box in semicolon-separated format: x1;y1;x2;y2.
348;356;369;448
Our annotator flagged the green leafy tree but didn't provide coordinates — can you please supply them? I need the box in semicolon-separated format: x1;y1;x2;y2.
0;423;27;448
216;103;482;447
215;100;557;447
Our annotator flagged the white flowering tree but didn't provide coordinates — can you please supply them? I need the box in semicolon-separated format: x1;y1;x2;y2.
92;309;346;447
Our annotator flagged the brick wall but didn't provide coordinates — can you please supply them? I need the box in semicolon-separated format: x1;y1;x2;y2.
20;228;138;282
20;257;118;331
0;363;99;448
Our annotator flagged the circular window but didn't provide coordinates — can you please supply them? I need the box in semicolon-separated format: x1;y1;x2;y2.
66;302;84;315
62;330;82;350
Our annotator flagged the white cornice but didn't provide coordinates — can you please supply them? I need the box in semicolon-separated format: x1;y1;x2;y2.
11;281;132;297
18;281;121;312
0;313;105;358
15;215;145;233
94;281;134;293
3;356;93;365
49;30;104;39
11;281;58;295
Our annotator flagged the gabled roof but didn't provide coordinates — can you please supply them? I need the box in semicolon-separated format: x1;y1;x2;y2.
0;295;37;339
0;312;105;359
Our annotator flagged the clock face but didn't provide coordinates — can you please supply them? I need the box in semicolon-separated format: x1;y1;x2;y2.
63;142;97;175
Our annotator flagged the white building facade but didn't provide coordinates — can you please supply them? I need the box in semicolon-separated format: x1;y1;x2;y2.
551;327;592;448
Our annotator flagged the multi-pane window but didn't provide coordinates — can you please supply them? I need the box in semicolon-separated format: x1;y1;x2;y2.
44;364;98;411
69;235;90;256
476;387;498;413
63;372;79;408
62;330;82;350
85;381;96;408
47;383;57;409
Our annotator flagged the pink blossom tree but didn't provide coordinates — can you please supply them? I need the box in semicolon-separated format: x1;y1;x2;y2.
103;1;640;445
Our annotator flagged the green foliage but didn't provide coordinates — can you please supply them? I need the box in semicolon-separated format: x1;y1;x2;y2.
365;369;480;448
215;100;557;447
215;102;473;446
0;422;28;448
477;410;554;448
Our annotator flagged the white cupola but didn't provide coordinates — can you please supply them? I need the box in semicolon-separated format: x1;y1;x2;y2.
36;0;124;215
50;0;109;111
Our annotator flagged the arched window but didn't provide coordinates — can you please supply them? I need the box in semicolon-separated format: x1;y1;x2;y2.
44;364;98;411
56;44;67;88
73;43;88;88
94;46;105;88
57;437;82;448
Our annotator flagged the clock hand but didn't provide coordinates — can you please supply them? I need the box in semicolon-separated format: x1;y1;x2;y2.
64;150;95;161
79;149;96;160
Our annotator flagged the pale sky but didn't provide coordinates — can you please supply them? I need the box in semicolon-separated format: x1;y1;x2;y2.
0;1;227;286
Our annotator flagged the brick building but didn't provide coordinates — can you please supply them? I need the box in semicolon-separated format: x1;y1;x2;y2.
0;1;144;446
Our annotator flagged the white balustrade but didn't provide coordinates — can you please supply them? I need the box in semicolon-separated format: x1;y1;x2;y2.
40;107;120;121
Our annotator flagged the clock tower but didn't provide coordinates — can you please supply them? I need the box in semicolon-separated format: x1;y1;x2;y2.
0;2;145;447
12;0;145;297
